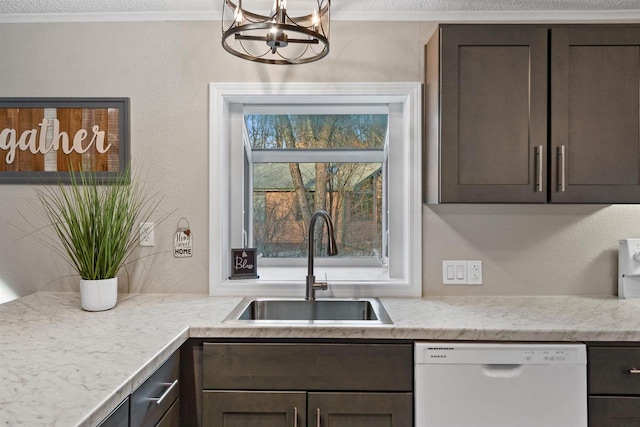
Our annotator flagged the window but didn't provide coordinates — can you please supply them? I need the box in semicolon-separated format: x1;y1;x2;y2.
246;112;387;261
210;83;422;297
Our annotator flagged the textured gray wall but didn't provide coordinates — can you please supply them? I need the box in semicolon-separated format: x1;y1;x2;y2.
0;20;429;301
0;20;633;303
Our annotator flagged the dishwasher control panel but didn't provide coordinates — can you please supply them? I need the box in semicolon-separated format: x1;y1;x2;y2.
415;343;587;365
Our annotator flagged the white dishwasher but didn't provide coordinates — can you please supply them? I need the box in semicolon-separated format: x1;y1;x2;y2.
415;342;587;427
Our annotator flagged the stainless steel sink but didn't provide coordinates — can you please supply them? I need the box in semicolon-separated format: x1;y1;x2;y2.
224;297;393;324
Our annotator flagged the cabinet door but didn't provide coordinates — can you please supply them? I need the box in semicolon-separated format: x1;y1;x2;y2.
308;392;412;427
589;396;640;427
203;391;306;427
439;25;548;203
551;26;640;203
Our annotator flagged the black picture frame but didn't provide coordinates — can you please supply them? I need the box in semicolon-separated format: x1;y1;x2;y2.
0;97;130;184
229;248;259;280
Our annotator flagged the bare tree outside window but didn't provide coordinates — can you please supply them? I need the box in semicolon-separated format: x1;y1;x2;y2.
245;114;387;259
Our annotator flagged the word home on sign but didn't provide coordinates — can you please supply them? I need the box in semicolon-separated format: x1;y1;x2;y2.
174;230;193;258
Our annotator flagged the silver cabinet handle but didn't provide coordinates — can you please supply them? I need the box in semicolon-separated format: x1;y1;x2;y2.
153;379;178;405
557;145;566;192
630;369;640;374
316;408;321;427
535;145;543;192
293;407;298;427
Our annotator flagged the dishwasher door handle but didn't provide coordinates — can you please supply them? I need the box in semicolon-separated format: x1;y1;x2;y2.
482;364;524;378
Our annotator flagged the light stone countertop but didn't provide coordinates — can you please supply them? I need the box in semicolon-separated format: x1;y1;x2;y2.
3;292;640;426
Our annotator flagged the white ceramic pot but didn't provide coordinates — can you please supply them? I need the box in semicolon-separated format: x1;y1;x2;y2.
80;277;118;311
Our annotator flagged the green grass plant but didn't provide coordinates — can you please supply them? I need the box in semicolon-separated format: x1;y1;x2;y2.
33;167;163;280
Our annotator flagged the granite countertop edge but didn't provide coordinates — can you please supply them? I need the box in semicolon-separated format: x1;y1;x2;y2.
3;292;640;426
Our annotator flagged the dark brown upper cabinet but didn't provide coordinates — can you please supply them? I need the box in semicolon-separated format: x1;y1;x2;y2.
426;24;640;204
551;27;640;203
425;25;548;203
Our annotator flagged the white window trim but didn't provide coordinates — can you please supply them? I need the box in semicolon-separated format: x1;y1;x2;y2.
209;82;422;297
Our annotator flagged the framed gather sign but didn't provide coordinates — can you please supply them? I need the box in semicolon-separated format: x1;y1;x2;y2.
0;97;130;183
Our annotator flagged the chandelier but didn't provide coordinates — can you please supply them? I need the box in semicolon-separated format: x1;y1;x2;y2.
221;0;330;65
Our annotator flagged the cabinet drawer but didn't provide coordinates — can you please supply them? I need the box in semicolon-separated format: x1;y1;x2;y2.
131;352;180;427
203;343;412;391
589;396;640;427
589;347;640;395
97;397;129;427
156;398;180;427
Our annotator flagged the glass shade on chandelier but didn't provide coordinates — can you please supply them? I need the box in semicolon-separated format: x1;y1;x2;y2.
221;0;330;64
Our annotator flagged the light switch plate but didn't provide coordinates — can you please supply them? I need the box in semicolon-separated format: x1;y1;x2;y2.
443;261;467;284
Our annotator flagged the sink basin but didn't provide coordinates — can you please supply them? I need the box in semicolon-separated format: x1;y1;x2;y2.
224;297;393;324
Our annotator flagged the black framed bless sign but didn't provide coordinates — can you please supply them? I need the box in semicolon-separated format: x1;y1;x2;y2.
230;248;259;279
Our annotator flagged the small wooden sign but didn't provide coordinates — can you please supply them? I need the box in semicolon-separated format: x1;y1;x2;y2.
0;97;130;184
173;230;193;258
173;217;193;258
230;248;259;279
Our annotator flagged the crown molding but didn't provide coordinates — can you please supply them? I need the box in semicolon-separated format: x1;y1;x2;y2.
1;9;640;24
0;10;219;23
339;9;640;23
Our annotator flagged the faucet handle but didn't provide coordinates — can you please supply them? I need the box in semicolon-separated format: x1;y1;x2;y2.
312;281;328;291
313;274;328;291
319;273;329;290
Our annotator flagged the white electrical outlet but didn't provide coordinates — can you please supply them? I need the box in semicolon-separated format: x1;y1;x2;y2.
139;222;154;247
443;261;467;284
468;260;483;285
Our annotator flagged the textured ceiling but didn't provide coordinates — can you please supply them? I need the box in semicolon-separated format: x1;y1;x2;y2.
2;0;640;20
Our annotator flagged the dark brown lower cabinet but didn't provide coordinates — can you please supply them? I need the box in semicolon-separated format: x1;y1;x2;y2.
588;344;640;426
97;351;181;427
200;341;413;427
130;351;180;427
589;397;640;427
202;390;412;427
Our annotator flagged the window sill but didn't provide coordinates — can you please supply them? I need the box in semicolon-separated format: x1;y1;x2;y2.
214;266;419;297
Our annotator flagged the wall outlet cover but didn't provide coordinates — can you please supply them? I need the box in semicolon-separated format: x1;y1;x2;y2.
468;260;483;285
139;222;154;247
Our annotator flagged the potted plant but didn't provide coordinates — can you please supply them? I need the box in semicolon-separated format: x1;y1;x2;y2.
32;167;163;311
